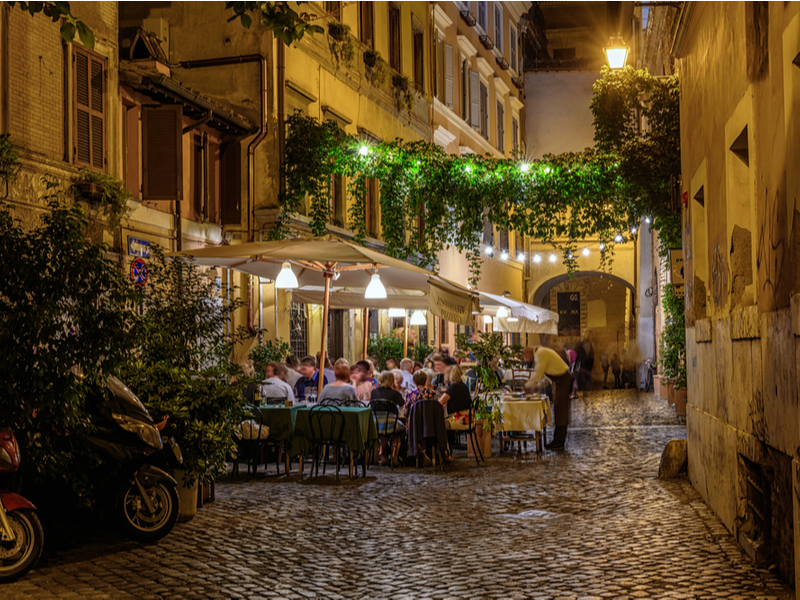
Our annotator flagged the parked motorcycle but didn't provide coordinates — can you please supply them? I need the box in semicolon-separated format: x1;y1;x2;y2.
0;429;44;583
84;376;183;543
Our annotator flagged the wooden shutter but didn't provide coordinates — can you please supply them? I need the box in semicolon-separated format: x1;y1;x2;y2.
142;105;182;200
360;1;374;49
435;35;444;101
413;29;424;92
469;70;480;130
220;143;242;225
73;47;106;170
444;43;454;109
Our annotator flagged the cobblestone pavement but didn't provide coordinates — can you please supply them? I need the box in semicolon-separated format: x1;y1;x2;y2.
4;390;794;599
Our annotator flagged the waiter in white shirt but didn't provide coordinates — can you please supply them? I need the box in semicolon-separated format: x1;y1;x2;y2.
525;346;572;450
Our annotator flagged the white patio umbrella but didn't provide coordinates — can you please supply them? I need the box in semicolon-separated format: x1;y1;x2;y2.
167;235;475;395
475;290;559;335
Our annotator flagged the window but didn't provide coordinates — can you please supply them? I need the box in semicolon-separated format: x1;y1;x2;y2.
510;25;518;72
557;292;581;336
494;4;503;53
192;135;204;220
444;43;454;109
469;70;480;131
220;142;241;225
73;46;106;170
389;4;401;72
514;231;524;256
290;302;309;358
461;58;469;120
482;219;493;246
366;177;380;238
512;117;519;151
553;48;577;60
498;228;509;251
496;99;505;152
325;1;341;20
413;27;424;92
330;173;345;227
479;81;489;139
477;1;487;31
360;2;374;49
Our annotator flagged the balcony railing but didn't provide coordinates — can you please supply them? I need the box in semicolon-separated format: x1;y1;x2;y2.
460;10;477;27
479;35;494;50
495;56;509;70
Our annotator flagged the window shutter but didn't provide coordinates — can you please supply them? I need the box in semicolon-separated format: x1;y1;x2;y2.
220;143;242;225
74;47;106;170
435;35;444;102
142;105;182;200
469;70;480;130
445;43;454;109
360;1;374;49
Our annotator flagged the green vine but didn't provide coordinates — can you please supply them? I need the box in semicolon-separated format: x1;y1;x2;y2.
0;134;21;185
364;49;387;86
392;75;416;113
274;68;680;286
72;169;132;230
658;283;686;389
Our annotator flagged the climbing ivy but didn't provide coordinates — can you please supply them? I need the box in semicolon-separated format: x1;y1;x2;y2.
275;67;681;285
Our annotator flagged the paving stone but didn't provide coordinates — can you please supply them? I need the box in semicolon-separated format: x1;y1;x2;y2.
1;390;793;599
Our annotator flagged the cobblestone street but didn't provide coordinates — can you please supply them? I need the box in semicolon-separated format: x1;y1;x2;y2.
4;391;793;599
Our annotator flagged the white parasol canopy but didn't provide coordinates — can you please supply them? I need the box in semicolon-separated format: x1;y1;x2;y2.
475;290;559;334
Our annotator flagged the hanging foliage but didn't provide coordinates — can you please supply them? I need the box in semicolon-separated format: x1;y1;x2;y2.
275;67;680;285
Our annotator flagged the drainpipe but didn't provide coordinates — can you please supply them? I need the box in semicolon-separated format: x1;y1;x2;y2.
277;40;286;201
179;54;268;243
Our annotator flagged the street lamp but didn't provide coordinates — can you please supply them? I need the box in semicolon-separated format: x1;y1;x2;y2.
604;35;629;69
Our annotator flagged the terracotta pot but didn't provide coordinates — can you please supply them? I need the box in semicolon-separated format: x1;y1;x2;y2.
666;381;675;406
467;420;492;459
673;387;687;416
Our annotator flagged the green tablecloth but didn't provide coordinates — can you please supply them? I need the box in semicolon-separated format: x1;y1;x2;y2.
257;404;304;442
292;406;378;457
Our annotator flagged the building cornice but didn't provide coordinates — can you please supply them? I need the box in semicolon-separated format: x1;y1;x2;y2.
433;4;454;32
494;75;511;96
457;34;479;58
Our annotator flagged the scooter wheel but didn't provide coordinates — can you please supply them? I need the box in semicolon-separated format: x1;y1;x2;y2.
117;481;179;543
0;509;44;583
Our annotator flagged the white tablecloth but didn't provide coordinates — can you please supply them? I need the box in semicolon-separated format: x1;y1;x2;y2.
497;398;550;432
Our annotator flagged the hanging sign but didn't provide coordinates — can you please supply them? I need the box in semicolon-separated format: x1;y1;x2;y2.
130;258;148;287
428;281;473;326
668;248;684;298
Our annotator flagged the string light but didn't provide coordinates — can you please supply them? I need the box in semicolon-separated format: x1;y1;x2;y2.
500;251;509;261
485;246;493;256
599;243;606;251
644;216;651;224
615;234;624;243
517;252;525;261
533;254;542;264
358;145;370;156
465;165;472;173
630;226;637;234
582;247;590;257
520;163;530;173
549;254;557;263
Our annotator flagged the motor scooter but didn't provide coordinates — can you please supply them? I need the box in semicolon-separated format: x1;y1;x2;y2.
84;376;183;543
0;429;44;583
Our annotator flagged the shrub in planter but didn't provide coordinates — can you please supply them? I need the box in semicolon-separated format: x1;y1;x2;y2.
659;283;686;391
364;50;387;86
327;22;354;68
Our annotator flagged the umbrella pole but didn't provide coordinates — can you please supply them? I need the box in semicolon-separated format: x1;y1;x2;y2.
362;307;369;360
318;265;334;397
403;313;409;359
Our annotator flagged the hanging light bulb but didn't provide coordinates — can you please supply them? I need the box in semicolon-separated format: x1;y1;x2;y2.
630;226;637;234
567;252;573;259
549;254;557;263
599;243;606;251
533;254;542;264
615;234;624;243
517;252;525;261
275;262;299;289
485;246;493;256
364;272;387;299
388;308;405;318
483;314;492;324
500;251;509;261
582;247;590;257
645;216;651;224
410;310;427;326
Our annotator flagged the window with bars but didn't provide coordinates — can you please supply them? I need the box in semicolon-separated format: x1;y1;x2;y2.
73;46;106;171
496;99;505;152
290;302;309;358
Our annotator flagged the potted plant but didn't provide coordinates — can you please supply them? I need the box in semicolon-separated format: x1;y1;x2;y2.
0;134;21;184
364;48;379;68
455;331;518;459
364;49;388;86
659;283;686;409
73;169;133;229
249;338;291;379
392;73;409;91
327;22;355;68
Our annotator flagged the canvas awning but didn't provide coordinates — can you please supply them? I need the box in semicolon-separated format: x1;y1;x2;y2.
476;290;559;335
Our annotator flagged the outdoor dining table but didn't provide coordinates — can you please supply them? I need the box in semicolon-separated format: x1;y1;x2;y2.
496;394;551;453
258;404;379;479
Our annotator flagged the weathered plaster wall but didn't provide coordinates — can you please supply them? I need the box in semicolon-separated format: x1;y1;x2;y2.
678;2;800;586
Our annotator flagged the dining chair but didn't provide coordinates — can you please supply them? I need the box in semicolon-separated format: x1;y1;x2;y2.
370;400;403;468
407;400;448;469
308;405;346;482
510;369;534;392
232;405;264;478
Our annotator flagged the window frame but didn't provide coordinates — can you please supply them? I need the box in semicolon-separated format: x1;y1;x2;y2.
479;79;489;139
494;4;503;55
388;3;402;73
509;23;518;73
72;45;107;172
477;1;487;31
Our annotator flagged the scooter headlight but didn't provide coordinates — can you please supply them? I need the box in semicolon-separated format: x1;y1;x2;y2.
111;413;163;450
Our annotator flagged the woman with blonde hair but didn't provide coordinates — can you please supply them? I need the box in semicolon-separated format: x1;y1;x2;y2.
439;364;472;425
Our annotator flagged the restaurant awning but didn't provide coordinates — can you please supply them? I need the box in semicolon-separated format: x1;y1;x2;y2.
476;290;559;335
